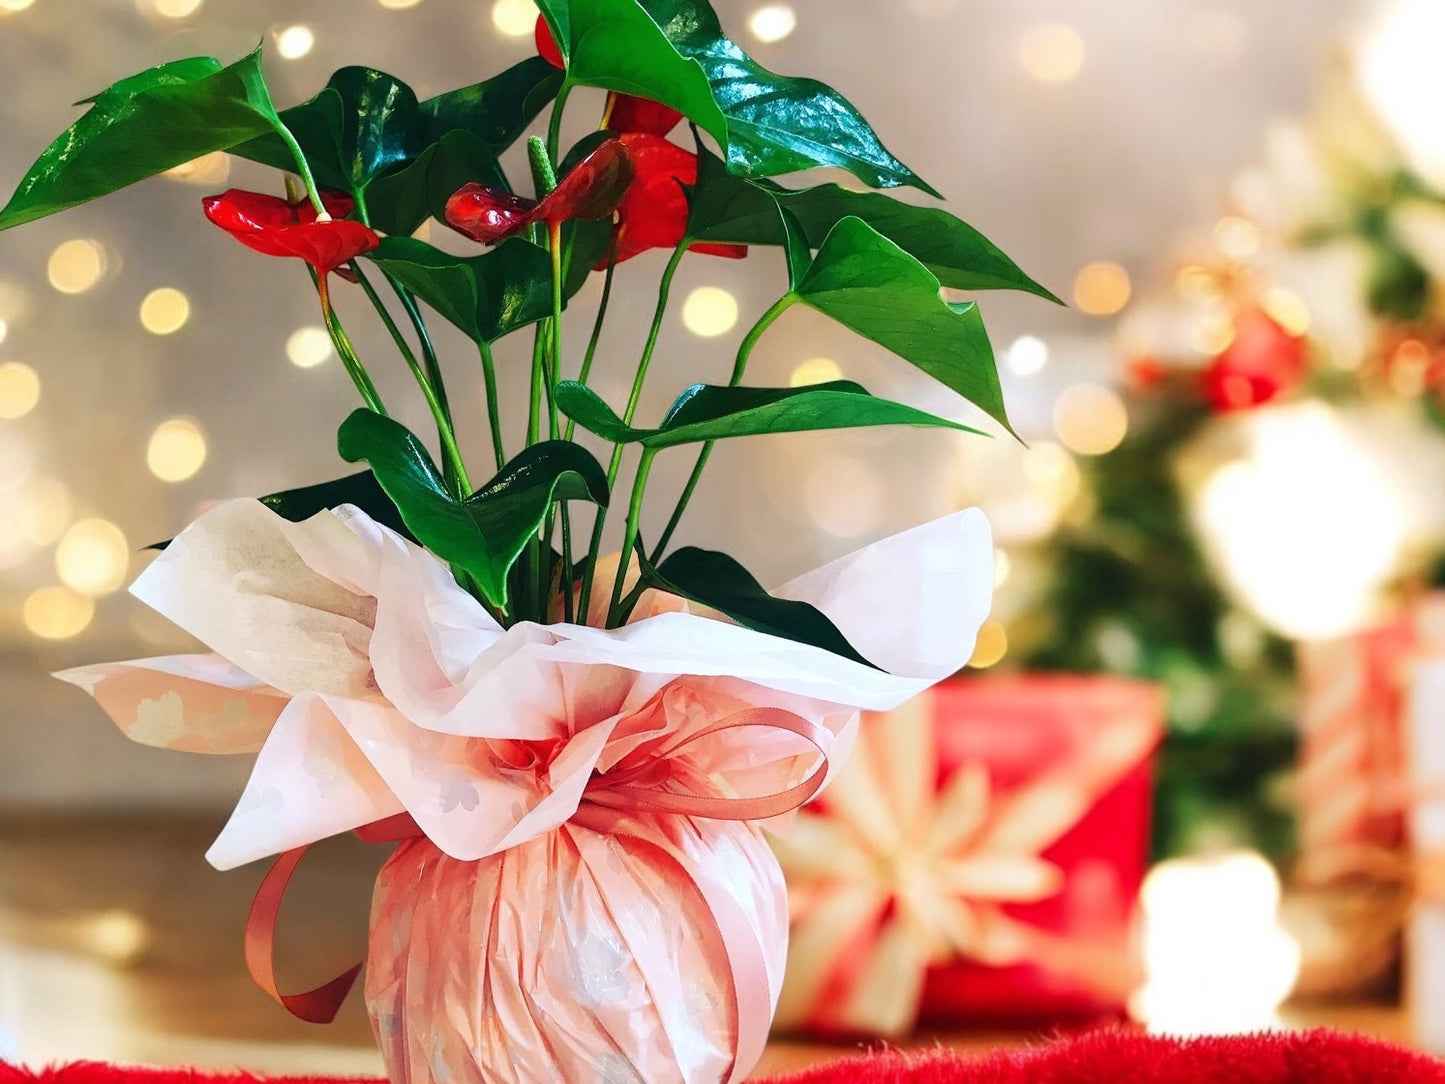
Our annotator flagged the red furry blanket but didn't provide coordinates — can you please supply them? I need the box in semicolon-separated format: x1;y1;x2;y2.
3;1029;1444;1083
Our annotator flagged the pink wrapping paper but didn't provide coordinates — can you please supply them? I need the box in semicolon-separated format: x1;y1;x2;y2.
59;499;995;1084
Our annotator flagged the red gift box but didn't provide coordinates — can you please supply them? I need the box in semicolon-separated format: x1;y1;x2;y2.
772;674;1162;1037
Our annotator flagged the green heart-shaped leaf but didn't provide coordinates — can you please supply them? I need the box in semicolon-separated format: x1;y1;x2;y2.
366;131;507;237
640;546;875;667
557;379;980;448
418;57;563;153
641;0;935;194
364;235;553;343
0;47;286;231
535;0;728;147
687;146;1056;300
794;216;1012;434
338;411;609;607
231;67;419;198
259;470;414;539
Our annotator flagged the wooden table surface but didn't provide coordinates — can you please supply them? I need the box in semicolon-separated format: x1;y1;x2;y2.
0;813;1424;1078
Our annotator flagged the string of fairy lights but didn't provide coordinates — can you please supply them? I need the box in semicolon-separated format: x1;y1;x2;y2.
0;0;1155;654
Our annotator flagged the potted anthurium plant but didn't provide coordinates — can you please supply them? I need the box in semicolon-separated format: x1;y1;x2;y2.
1;3;1056;1082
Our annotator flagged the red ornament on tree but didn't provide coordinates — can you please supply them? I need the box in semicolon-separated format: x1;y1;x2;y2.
1200;308;1309;411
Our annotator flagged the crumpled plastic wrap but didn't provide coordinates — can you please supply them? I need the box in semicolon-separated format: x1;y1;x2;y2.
59;499;994;1084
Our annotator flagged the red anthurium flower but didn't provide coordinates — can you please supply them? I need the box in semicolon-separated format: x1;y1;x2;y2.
536;15;565;69
445;138;634;245
607;132;747;266
606;93;683;138
201;189;378;275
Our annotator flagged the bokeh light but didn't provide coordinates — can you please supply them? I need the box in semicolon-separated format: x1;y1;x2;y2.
146;417;208;482
286;326;334;369
491;0;538;36
275;24;315;59
1073;260;1132;316
0;317;9;346
1006;335;1049;376
0;0;36;12
23;586;95;641
1019;23;1084;84
968;618;1008;668
163;151;229;185
377;0;423;7
789;356;843;387
1214;216;1261;261
55;518;129;597
1053;383;1129;456
681;286;739;338
1262;286;1311;337
138;0;202;17
19;477;73;546
47;239;106;295
0;361;40;419
139;287;191;335
747;4;796;43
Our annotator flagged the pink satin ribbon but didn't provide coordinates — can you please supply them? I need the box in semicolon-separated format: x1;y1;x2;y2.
244;704;828;1077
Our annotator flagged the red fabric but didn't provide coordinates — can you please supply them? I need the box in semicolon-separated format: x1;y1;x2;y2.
4;1030;1443;1082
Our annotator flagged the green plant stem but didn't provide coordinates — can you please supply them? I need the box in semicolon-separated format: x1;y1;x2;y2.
546;220;576;623
315;274;386;415
346;261;471;497
390;279;452;431
566;237;619;442
608;449;655;626
275;121;326;217
528;326;545;446
546;83;572;168
478;340;506;470
578;242;688;616
653;293;798;558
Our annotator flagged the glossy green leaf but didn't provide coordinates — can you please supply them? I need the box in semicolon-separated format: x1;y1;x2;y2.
556;379;980;448
794;216;1013;434
687;146;1056;300
337;411;608;607
640;0;935;194
364;235;553;343
0;48;286;231
640;547;875;666
366;131;507;237
418;57;563;152
535;0;728;147
258;470;414;540
231;67;417;197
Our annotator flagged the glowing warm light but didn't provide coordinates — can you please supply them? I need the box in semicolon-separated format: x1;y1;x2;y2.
1191;313;1236;356
1263;287;1311;337
56;518;130;597
1175;264;1220;301
47;239;106;294
1194;402;1407;639
491;0;538;36
681;286;739;338
1018;23;1084;84
140;0;203;16
1005;334;1049;376
0;0;36;12
1132;852;1300;1035
275;24;315;59
968;618;1008;668
1213;216;1261;261
1391;339;1432;397
146;417;208;483
1073;260;1131;316
0;361;40;419
1360;0;1445;186
19;477;73;546
789;356;842;386
163;151;229;184
139;287;190;335
747;4;796;43
286;326;334;369
993;548;1011;588
1022;441;1080;506
23;586;95;640
0;317;8;345
805;456;884;538
1053;384;1128;456
377;0;424;7
81;910;148;963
